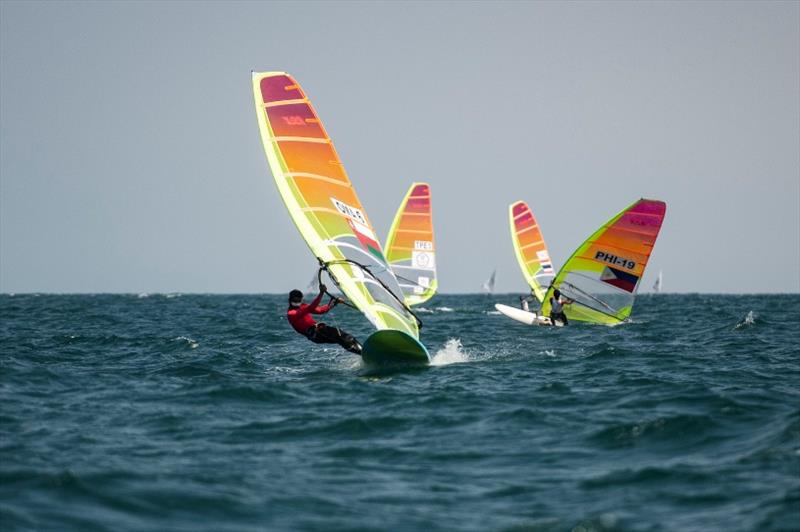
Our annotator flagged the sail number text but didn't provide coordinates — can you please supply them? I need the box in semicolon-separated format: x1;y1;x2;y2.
595;251;636;270
331;198;367;225
281;115;306;126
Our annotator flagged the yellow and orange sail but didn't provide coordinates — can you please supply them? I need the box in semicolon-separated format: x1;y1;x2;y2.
385;183;437;306
541;198;667;324
509;201;554;303
252;72;418;337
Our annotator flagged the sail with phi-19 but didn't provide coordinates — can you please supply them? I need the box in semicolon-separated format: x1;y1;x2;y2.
540;199;666;325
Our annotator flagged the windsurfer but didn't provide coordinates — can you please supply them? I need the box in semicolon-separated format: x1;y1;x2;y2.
519;294;539;313
287;285;362;354
549;289;573;326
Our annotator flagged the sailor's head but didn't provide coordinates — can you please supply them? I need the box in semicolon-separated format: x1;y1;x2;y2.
553;289;561;299
288;289;303;307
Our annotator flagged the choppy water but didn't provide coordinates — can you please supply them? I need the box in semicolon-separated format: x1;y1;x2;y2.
1;293;798;531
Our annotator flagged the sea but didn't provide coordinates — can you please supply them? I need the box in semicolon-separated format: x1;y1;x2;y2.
1;293;798;532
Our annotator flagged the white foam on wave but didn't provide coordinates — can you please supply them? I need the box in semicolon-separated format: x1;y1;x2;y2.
137;293;150;298
268;365;305;375
175;336;199;349
415;307;435;313
485;310;501;315
332;351;362;371
431;338;469;366
734;310;757;329
435;306;454;313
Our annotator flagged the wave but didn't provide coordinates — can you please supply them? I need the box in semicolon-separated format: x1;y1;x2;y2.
588;413;718;449
585;343;631;360
581;464;714;488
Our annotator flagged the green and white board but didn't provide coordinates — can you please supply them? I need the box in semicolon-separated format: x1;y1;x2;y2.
362;330;431;366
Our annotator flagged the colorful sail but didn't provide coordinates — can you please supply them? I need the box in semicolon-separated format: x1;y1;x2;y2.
509;201;555;303
541;199;667;324
384;182;437;306
252;72;419;338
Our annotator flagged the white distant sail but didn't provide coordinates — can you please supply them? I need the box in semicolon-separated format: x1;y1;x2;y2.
482;269;497;294
304;271;319;294
653;270;662;293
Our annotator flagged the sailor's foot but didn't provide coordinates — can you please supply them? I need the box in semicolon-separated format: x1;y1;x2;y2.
347;340;362;355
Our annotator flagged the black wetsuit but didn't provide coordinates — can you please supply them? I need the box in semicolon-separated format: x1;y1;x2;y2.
305;323;362;354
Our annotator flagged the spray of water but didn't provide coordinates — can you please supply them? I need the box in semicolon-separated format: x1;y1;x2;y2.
430;338;470;366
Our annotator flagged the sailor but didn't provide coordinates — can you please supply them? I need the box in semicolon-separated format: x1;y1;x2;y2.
287;285;362;354
549;288;573;326
519;295;530;312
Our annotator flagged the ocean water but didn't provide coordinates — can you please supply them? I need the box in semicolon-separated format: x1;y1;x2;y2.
1;293;798;532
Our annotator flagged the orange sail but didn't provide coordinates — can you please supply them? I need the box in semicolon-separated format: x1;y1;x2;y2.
385;183;437;306
509;201;554;303
252;72;419;337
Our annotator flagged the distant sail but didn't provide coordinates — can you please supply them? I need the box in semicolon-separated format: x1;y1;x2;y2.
385;183;437;306
482;270;497;294
304;271;319;294
653;270;662;293
541;199;667;324
509;201;555;303
252;72;419;337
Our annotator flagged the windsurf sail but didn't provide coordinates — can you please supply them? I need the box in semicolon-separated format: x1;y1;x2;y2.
252;72;419;338
541;199;666;324
482;270;497;294
384;182;437;306
304;271;319;294
509;201;555;303
653;270;662;293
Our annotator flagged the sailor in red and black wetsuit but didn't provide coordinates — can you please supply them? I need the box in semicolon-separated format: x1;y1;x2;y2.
287;285;362;354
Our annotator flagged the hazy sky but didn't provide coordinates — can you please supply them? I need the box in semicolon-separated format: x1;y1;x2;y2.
1;1;798;294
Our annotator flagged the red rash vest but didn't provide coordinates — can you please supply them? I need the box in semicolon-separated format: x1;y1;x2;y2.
287;292;332;334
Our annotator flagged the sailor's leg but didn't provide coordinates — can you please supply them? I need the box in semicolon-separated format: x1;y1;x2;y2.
328;326;361;354
339;330;362;355
314;324;361;354
309;323;340;344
